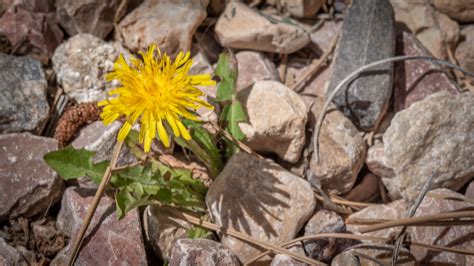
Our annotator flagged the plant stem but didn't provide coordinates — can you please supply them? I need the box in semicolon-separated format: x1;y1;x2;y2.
67;140;124;266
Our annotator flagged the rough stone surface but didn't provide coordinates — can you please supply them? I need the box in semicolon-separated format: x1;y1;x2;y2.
310;21;342;55
390;0;459;59
55;0;123;38
327;0;395;131
0;53;49;133
170;238;240;266
432;0;474;23
309;98;366;195
466;181;474;198
331;251;359;266
267;0;325;18
343;173;380;203
332;246;414;266
303;210;346;261
384;92;474;202
52;187;147;266
271;243;306;266
0;2;63;63
236;51;280;91
455;26;474;75
411;188;474;265
0;133;63;221
346;200;408;239
117;0;208;55
296;64;333;114
238;81;307;163
365;143;395;178
0;238;28;266
144;205;192;261
52;34;126;103
215;2;310;54
206;152;316;262
394;31;459;111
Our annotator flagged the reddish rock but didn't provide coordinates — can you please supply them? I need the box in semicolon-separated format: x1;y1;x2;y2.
52;187;147;266
271;242;306;266
365;142;395;178
394;31;459;111
170;238;240;266
411;188;474;265
343;173;380;203
455;26;474;75
0;2;63;63
236;51;280;91
0;238;27;265
0;133;63;221
432;0;474;23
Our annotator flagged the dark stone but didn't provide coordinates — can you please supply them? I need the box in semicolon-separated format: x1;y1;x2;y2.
170;239;241;266
394;31;459;111
326;0;395;131
0;53;49;133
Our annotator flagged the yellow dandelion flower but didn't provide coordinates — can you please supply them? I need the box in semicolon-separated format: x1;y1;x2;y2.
98;45;216;152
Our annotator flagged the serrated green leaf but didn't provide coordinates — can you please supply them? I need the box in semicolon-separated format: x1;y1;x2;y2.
215;53;238;102
43;146;108;181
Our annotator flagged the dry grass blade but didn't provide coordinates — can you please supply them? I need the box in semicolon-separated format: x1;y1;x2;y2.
313;56;474;164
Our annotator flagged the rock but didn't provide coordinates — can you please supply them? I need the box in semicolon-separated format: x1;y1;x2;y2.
411;188;474;265
0;133;63;221
346;200;408;239
206;152;316;262
331;251;359;266
214;2;310;54
170;238;240;266
271;243;307;266
71;121;136;188
343;173;380;203
194;29;223;63
308;98;366;195
0;2;63;63
455;26;474;75
310;21;342;55
296;64;333;112
466;181;474;198
432;0;474;23
303;210;346;261
384;92;474;202
238;81;307;163
143;205;192;261
332;246;414;266
52;187;147;265
327;0;395;131
0;53;49;133
267;0;325;18
390;0;459;59
0;238;27;265
365;143;395;178
394;31;459;111
116;0;208;55
52;34;126;103
236;51;280;91
55;0;126;38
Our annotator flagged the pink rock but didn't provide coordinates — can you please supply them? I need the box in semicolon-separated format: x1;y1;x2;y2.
0;133;63;221
52;187;147;266
236;51;280;91
170;239;240;266
411;188;474;265
466;181;474;198
365;143;395;178
394;31;459;111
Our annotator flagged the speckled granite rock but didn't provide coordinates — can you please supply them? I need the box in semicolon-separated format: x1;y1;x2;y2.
0;133;63;221
0;53;49;133
170;239;240;266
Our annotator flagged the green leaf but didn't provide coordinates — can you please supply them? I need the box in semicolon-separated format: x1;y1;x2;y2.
215;53;238;102
221;100;247;140
187;226;212;239
43;146;108;182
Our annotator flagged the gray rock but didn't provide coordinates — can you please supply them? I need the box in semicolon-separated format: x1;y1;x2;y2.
0;53;49;133
327;0;395;131
331;251;359;266
0;238;27;266
170;238;240;266
116;0;208;55
206;152;316;262
238;81;307;163
271;242;307;266
143;205;192;261
215;2;310;54
384;92;474;202
394;31;459;112
303;210;346;261
309;98;366;195
52;34;127;103
390;0;459;59
346;200;408;239
365;143;395;178
55;0;123;38
466;181;474;198
432;0;474;23
0;133;63;221
332;246;414;266
52;187;147;266
267;0;325;18
455;26;474;75
411;188;474;265
236;51;280;91
310;21;342;55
